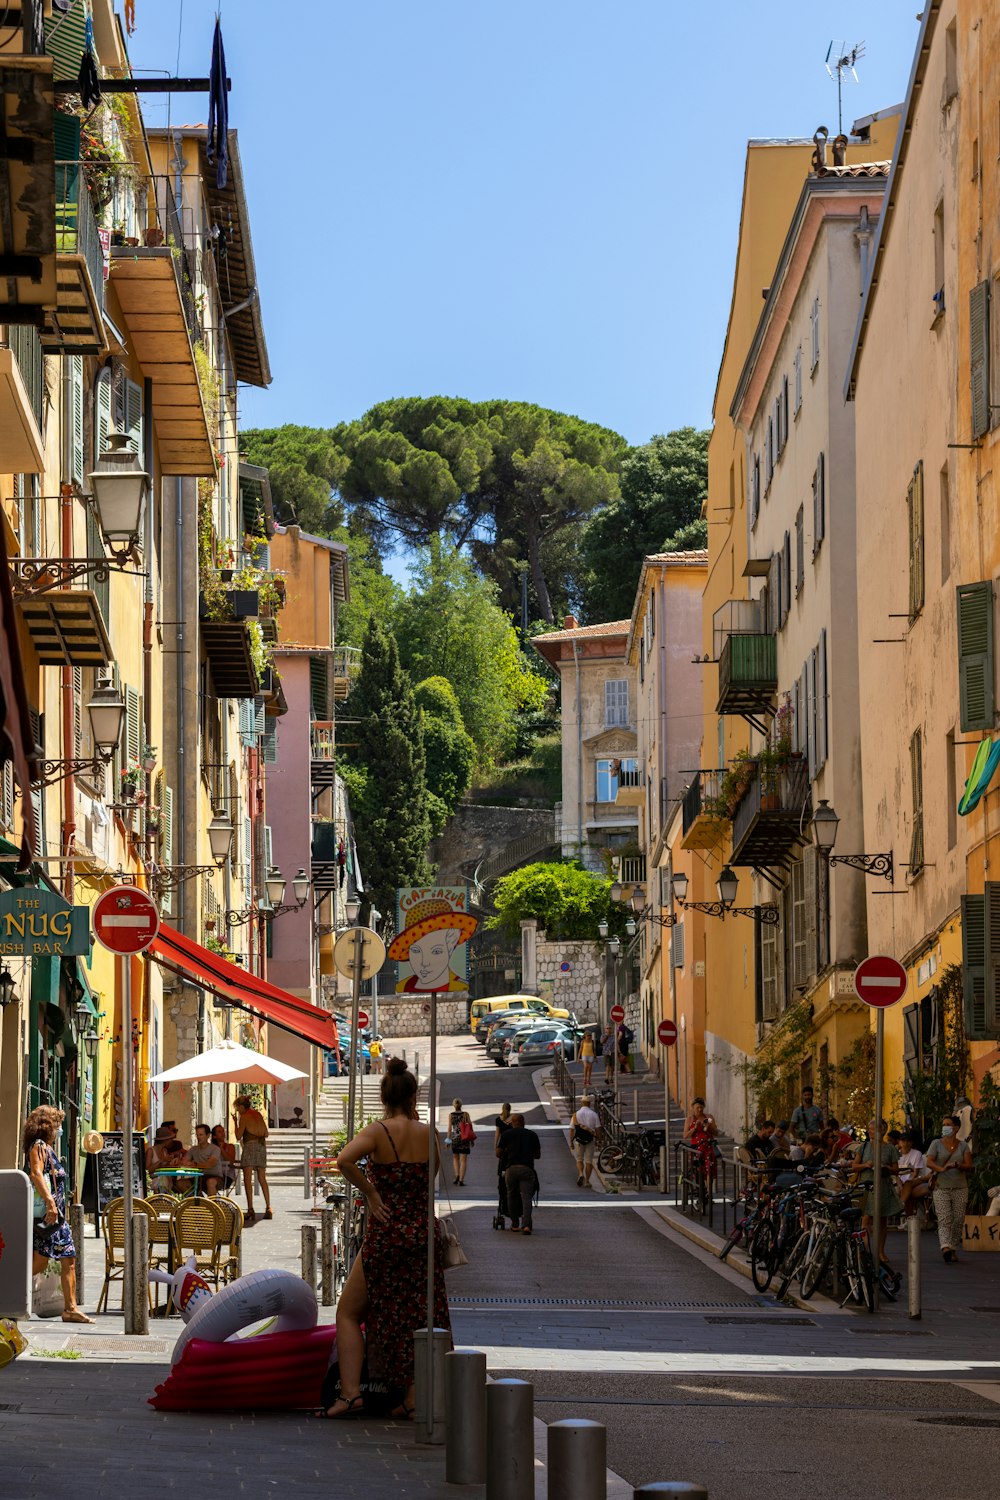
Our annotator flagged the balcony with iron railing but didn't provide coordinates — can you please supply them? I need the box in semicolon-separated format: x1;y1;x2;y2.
730;756;811;871
41;163;107;355
714;599;776;719
332;646;361;699
310;721;337;789
681;770;723;851
615;765;644;807
619;854;647;886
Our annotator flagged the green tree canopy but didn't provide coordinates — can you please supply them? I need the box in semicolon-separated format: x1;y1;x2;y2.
345;616;432;918
414;675;475;831
393;541;549;765
579;427;709;621
488;860;631;941
335;532;404;649
240;425;349;532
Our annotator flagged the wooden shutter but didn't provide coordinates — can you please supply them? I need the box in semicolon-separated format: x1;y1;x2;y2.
761;914;779;1021
795;507;804;594
243;815;252;900
971;279;991;439
803;844;818;982
782;376;789;445
902;1004;920;1078
794;348;802;412
125;685;141;767
783;532;791;618
816;630;828;770
957;581;995;731
909;728;924;875
262;721;279;764
751;455;760;528
124;378;143;456
70;355;84;486
811;298;820;370
72;667;82;756
813;453;825;553
806;652;816;779
310;655;330;719
768;554;780;633
908;461;925;620
962;892;989;1038
987;882;1000;1034
671;922;685;970
95;372;112;464
791;859;806;988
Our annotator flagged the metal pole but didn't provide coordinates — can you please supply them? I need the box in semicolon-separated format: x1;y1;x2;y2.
872;1008;884;1313
548;1419;607;1500
663;1046;671;1196
344;923;364;1274
415;1050;420;1086
311;1043;318;1184
420;990;438;1445
69;1203;85;1304
908;1211;922;1319
633;1486;708;1499
303;1145;311;1201
633;1087;639;1126
301;1223;317;1288
122;954;136;1333
445;1348;487;1484
131;1213;148;1335
413;1326;447;1445
486;1379;534;1500
320;1207;334;1306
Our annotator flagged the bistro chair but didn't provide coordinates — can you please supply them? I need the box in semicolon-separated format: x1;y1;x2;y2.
145;1193;179;1309
97;1196;158;1314
212;1196;244;1284
171;1196;228;1289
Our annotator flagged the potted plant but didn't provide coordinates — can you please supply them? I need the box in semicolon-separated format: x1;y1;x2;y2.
120;758;142;802
141;743;157;774
965;1077;1000;1251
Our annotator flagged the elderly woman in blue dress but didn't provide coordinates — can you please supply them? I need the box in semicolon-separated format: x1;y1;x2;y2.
23;1105;93;1323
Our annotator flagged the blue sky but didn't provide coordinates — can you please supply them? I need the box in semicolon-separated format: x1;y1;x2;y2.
131;2;919;448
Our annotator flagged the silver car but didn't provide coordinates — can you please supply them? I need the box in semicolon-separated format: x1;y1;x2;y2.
507;1027;578;1066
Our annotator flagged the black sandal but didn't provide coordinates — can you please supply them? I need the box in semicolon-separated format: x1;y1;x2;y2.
318;1395;366;1419
391;1403;416;1421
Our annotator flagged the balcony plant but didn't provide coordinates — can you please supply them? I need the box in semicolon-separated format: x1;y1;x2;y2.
120;757;143;802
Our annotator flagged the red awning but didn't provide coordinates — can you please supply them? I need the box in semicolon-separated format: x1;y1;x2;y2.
149;923;337;1051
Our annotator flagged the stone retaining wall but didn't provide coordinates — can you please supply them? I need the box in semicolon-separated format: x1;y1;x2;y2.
377;996;468;1037
535;937;604;1023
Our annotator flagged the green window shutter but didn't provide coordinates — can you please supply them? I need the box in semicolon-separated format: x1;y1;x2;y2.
908;461;924;620
803;844;818;982
70;356;84;486
124;378;143;457
813;452;825;553
909;729;924;875
124;686;141;768
96;372;112;464
310;656;329;719
957;580;995;731
986;882;1000;1035
262;721;279;764
963;892;989;1038
971;279;991;440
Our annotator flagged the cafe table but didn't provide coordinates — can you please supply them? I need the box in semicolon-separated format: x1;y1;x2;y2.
152;1167;204;1199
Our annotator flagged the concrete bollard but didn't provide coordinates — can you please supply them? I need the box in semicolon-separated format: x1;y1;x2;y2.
413;1327;449;1445
445;1348;487;1484
301;1223;317;1289
303;1145;311;1199
130;1214;149;1335
908;1214;922;1319
320;1208;335;1305
486;1378;534;1500
414;1051;420;1084
633;1486;708;1498
69;1203;85;1304
548;1419;607;1500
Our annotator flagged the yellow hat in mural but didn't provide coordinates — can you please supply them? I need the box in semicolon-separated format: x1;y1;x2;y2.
387;898;477;960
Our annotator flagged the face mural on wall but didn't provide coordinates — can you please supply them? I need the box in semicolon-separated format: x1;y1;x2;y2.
389;889;478;994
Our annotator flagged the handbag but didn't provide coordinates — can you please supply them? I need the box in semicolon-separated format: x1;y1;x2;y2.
31;1266;64;1319
459;1117;476;1145
574;1126;594;1146
440;1213;469;1269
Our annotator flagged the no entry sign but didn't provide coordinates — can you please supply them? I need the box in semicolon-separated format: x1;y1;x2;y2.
610;1004;625;1023
357;1011;369;1030
854;954;907;1008
658;1018;678;1047
93;886;160;955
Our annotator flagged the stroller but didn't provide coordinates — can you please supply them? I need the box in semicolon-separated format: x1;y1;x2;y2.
492;1169;509;1230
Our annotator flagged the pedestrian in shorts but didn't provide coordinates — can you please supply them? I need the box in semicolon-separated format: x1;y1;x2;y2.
571;1094;601;1188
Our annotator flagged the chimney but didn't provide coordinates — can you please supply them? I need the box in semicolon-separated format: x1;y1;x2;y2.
812;126;829;173
563;614;578;630
832;133;848;167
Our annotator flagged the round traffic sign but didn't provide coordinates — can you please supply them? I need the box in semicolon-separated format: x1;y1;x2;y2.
854;954;908;1008
658;1018;678;1047
332;927;387;982
93;885;160;955
357;1010;369;1030
610;1004;625;1023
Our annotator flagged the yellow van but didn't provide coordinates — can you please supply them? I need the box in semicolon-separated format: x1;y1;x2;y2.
469;994;571;1035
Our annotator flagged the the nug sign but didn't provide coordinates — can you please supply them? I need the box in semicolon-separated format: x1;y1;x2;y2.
0;887;91;957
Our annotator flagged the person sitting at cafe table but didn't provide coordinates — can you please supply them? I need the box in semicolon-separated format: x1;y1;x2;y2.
147;1126;175;1175
185;1123;225;1196
211;1124;238;1187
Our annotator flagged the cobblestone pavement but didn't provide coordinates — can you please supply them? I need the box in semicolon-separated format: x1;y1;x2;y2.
4;1033;1000;1499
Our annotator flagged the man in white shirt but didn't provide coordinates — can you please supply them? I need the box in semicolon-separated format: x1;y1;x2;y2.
571;1095;601;1188
897;1130;930;1217
185;1122;225;1197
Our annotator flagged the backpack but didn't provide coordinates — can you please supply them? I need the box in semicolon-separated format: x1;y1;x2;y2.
620;1026;634;1049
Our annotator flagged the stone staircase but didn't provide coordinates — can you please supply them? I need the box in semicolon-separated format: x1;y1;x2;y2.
265;1074;432;1181
555;1051;736;1160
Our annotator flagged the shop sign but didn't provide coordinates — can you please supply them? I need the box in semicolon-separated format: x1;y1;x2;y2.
0;887;91;957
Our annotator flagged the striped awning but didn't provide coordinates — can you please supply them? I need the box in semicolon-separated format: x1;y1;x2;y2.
44;1;89;83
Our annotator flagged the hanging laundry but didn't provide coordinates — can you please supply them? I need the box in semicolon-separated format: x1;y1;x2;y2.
206;17;229;190
78;12;101;109
958;737;1000;816
124;0;136;35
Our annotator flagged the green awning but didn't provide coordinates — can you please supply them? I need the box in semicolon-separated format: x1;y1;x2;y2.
45;2;89;84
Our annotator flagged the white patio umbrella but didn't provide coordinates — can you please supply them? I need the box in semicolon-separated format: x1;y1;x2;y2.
149;1038;307;1086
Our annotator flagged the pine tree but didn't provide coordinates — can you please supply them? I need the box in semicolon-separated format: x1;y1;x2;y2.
347;615;432;920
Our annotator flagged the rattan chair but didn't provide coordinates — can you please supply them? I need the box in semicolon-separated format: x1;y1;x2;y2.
212;1196;244;1283
170;1196;228;1289
96;1196;158;1314
145;1193;179;1308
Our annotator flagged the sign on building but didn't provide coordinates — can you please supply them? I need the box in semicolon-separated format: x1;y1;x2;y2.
0;888;90;957
389;886;478;994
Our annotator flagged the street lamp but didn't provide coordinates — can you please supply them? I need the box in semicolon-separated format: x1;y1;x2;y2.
674;864;779;925
671;871;689;904
598;919;609;939
810;798;894;882
207;811;234;865
82;1028;100;1062
31;675;126;787
152;810;233;891
0;967;17;1008
717;865;739;908
265;866;287;909
88;433;149;558
345;893;361;925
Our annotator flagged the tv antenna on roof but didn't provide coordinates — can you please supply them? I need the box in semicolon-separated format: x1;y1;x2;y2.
825;40;865;135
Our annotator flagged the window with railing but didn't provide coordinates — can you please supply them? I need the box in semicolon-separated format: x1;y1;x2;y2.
596;757;636;804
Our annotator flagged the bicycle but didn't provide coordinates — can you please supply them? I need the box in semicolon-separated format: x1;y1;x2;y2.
598;1128;660;1187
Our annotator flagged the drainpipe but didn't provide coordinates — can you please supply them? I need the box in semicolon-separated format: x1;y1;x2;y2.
60;357;75;900
222;287;258;321
572;639;583;860
142;378;154;831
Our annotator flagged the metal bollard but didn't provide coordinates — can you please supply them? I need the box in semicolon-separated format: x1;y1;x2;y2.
69;1203;85;1304
486;1378;534;1500
633;1485;708;1498
301;1223;317;1289
303;1145;311;1200
445;1348;487;1484
633;1089;639;1126
320;1208;335;1305
130;1214;149;1336
548;1419;606;1500
413;1327;449;1445
414;1051;420;1084
659;1146;668;1195
908;1213;922;1319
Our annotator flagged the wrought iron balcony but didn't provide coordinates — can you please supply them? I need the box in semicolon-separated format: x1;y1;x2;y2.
40;164;106;355
681;770;723;851
620;854;646;886
310;721;336;789
730;756;811;872
717;631;777;716
332;646;361;700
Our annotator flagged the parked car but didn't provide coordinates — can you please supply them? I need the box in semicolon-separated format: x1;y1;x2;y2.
506;1026;579;1066
486;1018;545;1064
325;1033;372;1075
476;1008;540;1044
469;994;573;1036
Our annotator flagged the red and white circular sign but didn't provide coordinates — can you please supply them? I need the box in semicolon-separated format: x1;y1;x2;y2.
658;1018;678;1047
610;1004;625;1023
357;1010;369;1029
854;954;907;1009
93;886;160;955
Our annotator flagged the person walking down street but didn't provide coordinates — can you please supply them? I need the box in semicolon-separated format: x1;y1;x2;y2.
22;1106;94;1324
601;1026;615;1085
494;1103;513;1225
448;1098;475;1185
926;1115;973;1262
571;1094;601;1188
853;1118;903;1271
579;1028;596;1087
617;1021;635;1075
501;1112;541;1234
791;1087;824;1142
233;1095;272;1222
326;1058;451;1420
369;1037;383;1075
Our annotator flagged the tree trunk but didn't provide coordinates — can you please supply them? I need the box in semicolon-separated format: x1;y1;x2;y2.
526;526;553;624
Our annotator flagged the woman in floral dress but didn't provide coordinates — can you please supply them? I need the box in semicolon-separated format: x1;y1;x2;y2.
325;1058;451;1420
23;1105;93;1323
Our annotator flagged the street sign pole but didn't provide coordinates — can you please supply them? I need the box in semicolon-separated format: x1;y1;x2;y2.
872;1006;884;1313
663;1049;670;1196
853;954;908;1316
421;987;439;1447
121;953;134;1332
